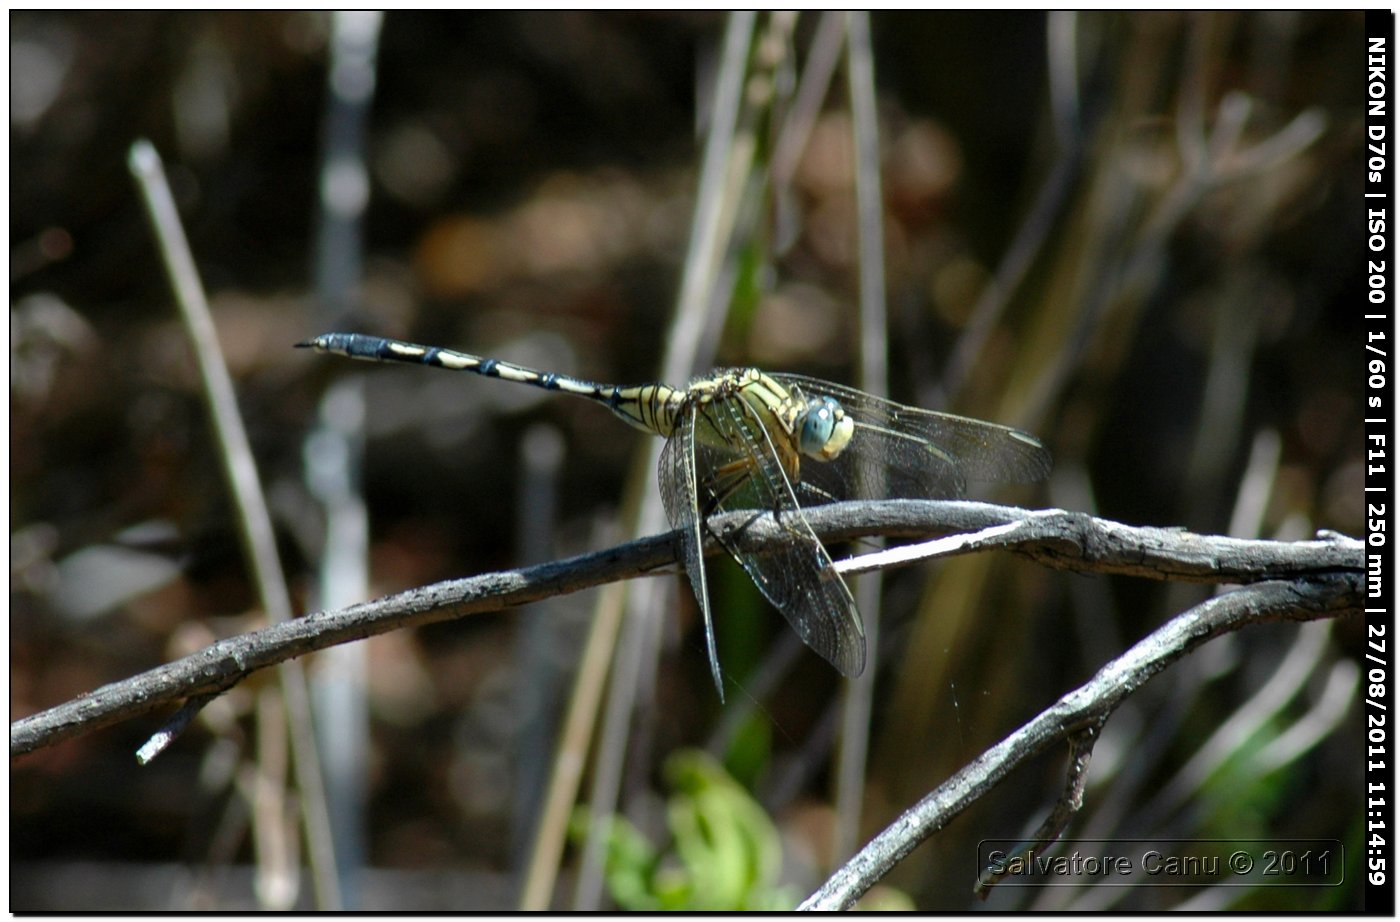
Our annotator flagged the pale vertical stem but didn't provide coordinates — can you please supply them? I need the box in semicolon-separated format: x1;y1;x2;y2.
517;575;631;910
511;424;568;868
663;10;761;387
834;10;887;868
129;140;341;909
770;11;848;187
305;10;382;910
570;12;762;909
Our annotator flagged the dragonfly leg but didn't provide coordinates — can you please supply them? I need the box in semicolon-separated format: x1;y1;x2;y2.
699;464;764;549
699;459;752;516
700;455;816;554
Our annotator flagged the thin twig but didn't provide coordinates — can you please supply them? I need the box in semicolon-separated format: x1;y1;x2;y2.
11;500;1362;758
974;722;1103;898
134;692;222;766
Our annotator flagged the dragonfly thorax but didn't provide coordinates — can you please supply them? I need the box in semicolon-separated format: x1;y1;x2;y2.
796;395;854;461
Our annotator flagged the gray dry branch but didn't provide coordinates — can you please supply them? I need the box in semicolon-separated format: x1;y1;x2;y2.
11;499;1363;758
799;571;1361;910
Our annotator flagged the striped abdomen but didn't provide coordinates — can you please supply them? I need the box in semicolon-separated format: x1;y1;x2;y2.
297;332;687;438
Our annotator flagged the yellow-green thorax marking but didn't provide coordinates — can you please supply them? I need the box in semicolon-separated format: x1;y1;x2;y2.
682;368;855;484
296;333;856;482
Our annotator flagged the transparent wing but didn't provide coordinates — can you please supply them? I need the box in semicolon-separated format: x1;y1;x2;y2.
689;392;867;677
769;373;1052;504
657;407;726;699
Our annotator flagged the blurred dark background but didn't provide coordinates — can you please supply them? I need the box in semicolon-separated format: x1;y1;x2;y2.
12;11;1366;910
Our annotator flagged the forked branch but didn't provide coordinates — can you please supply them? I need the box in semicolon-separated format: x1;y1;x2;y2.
10;500;1363;760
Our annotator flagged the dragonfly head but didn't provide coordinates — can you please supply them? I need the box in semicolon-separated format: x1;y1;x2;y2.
797;396;854;461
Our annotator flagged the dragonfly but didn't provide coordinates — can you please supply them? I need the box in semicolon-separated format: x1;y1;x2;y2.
298;332;1052;699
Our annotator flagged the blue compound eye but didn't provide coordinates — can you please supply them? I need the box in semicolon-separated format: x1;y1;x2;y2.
799;397;845;456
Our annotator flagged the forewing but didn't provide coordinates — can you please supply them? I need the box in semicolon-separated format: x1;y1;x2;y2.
771;373;1052;503
696;394;867;677
658;407;726;699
